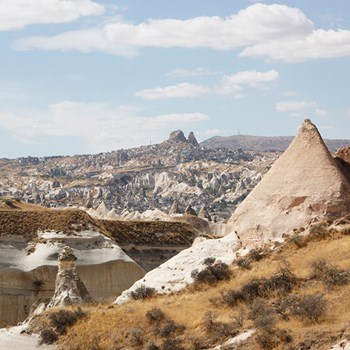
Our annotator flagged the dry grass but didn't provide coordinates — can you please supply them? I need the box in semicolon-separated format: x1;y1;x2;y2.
30;230;350;350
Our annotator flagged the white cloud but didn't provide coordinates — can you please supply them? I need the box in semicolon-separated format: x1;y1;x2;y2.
135;69;278;100
282;90;298;97
13;28;136;56
315;108;328;117
240;29;350;62
135;83;211;100
0;0;104;31
13;4;313;55
275;100;318;112
218;69;279;96
0;101;209;152
11;3;350;62
166;67;215;78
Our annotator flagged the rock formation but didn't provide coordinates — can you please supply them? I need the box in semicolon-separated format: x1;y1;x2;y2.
167;130;187;143
198;206;212;221
187;131;199;147
47;247;91;307
184;205;197;216
227;119;350;244
168;200;180;214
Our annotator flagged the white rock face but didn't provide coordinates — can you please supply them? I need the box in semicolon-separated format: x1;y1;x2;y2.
227;119;350;245
116;232;242;304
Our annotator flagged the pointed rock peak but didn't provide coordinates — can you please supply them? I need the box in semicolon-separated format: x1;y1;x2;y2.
168;130;187;143
169;200;180;214
198;206;212;221
184;204;197;216
187;131;199;147
227;119;350;245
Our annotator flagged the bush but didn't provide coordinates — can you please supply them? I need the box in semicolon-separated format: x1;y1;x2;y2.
146;341;160;350
191;259;231;285
324;266;350;287
129;328;144;346
220;289;244;307
130;285;156;300
292;294;327;323
146;308;166;324
39;328;58;345
49;308;86;335
263;267;297;296
256;331;278;349
289;234;307;248
162;339;185;350
236;258;251;270
310;258;328;278
202;311;237;341
248;248;265;261
309;223;329;239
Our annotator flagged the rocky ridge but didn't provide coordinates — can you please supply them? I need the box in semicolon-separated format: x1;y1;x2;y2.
0;131;275;221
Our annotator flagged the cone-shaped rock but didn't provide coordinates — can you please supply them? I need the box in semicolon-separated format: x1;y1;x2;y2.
169;200;180;214
187;131;199;147
227;119;350;244
198;206;212;221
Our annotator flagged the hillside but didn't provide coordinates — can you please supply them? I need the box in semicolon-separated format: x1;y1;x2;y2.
201;134;350;152
31;219;350;350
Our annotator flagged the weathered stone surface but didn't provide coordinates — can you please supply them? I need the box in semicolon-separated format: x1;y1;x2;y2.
227;119;350;245
47;246;91;308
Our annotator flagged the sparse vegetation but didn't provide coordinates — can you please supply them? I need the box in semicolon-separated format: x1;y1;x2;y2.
130;285;156;300
39;328;58;345
33;229;350;350
191;258;231;284
49;308;87;335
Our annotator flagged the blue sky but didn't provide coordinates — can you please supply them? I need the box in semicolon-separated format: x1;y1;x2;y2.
1;0;350;158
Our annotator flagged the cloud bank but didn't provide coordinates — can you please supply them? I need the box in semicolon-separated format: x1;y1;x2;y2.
0;101;209;152
0;0;104;31
11;3;350;62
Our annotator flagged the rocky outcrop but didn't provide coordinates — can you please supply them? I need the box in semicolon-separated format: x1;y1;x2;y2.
167;130;187;143
47;246;91;307
187;131;199;147
198;206;212;221
227;119;350;245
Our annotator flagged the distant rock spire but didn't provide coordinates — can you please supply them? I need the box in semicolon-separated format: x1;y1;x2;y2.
169;200;180;214
187;131;199;147
198;206;212;221
184;204;197;216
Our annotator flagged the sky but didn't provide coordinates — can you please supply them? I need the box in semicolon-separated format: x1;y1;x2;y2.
1;0;350;158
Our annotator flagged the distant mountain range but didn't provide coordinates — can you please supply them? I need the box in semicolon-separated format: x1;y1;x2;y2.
200;134;350;152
